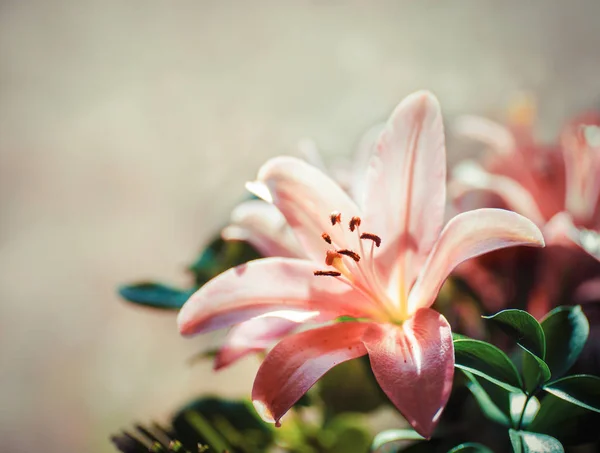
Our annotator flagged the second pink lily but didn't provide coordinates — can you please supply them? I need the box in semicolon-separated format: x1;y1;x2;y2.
177;91;544;438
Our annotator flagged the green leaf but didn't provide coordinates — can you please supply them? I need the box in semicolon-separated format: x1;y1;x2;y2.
189;237;261;286
322;415;372;453
318;357;386;415
544;374;600;413
520;347;551;393
371;429;424;451
508;429;564;453
463;370;511;426
541;305;589;379
454;339;523;391
528;394;600;446
484;309;546;359
448;443;494;453
452;332;471;341
118;282;194;309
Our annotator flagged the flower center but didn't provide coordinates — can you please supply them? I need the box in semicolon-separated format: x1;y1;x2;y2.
313;212;399;322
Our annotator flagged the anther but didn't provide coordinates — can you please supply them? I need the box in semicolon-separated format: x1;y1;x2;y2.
325;250;342;266
330;211;342;225
337;249;361;262
314;270;342;277
360;233;382;247
349;216;362;232
321;232;332;244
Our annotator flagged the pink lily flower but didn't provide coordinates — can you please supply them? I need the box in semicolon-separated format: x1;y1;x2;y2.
177;91;544;438
214;132;382;369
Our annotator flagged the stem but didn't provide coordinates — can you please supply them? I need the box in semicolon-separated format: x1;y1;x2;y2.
517;392;533;430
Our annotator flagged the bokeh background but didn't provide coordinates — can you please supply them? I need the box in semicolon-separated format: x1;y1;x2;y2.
2;1;600;452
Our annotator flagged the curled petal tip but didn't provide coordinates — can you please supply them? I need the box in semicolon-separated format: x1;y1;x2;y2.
252;399;276;424
402;89;440;109
245;181;273;203
536;232;546;248
176;307;196;337
519;214;545;247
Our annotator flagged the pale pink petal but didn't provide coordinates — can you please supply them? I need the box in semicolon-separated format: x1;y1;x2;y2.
544;212;579;245
249;156;363;262
177;258;373;336
408;208;544;314
562;118;600;224
362;308;454;439
364;91;446;301
544;212;600;262
221;200;305;258
348;123;384;204
454;115;515;155
451;160;545;225
252;322;370;425
214;317;298;370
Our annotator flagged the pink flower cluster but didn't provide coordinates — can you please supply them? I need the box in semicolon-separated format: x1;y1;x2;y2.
451;100;600;318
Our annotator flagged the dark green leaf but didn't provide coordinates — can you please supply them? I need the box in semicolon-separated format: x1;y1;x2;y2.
118;282;194;309
520;347;551;393
528;394;600;446
189;237;261;286
448;443;494;453
544;374;600;413
541;305;589;379
111;424;196;453
484;310;546;359
371;429;424;452
509;429;563;453
111;432;152;453
463;370;511;426
454;339;523;391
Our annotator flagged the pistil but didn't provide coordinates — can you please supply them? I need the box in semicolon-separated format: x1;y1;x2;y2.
312;211;397;321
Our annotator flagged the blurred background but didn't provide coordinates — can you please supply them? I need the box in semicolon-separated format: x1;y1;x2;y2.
1;1;600;452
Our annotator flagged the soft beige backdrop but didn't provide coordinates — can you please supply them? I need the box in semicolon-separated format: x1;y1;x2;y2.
1;1;599;452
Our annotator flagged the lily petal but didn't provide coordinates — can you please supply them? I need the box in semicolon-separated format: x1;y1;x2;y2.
362;308;454;439
451;160;545;226
252;322;370;425
408;208;544;314
250;156;363;262
348;123;384;205
221;200;304;258
177;258;372;336
214;317;298;370
546;212;600;262
561;115;600;224
365;91;446;299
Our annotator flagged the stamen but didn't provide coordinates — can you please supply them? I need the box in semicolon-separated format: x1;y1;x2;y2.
330;211;342;225
321;232;332;244
325;250;342;266
360;233;382;247
314;270;342;277
337;249;361;262
349;216;362;232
